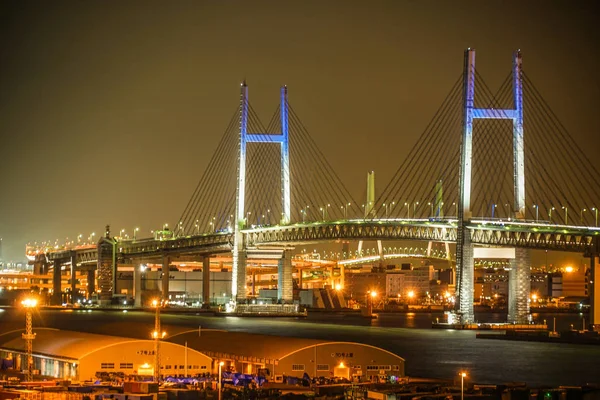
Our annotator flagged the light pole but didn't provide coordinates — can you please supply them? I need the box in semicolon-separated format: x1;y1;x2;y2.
593;207;599;227
152;299;166;383
134;227;139;240
21;298;37;381
120;229;125;239
218;361;224;400
549;206;555;222
562;206;568;224
428;202;433;218
320;207;325;221
413;202;419;219
404;202;409;219
580;209;587;225
460;372;467;400
533;205;538;222
504;203;511;219
453;202;457;217
342;203;351;220
267;209;271;225
491;204;497;219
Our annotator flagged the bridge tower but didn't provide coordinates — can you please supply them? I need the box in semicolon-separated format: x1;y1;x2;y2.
456;49;529;324
232;83;291;302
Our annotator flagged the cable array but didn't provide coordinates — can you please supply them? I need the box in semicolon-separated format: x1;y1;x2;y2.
375;74;464;219
176;92;362;234
522;71;600;226
376;67;600;227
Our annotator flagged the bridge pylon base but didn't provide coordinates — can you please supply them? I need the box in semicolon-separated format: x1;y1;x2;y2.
508;248;531;324
234;249;247;303
278;249;293;303
457;235;474;324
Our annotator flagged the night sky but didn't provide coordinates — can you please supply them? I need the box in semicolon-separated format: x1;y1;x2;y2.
0;1;598;261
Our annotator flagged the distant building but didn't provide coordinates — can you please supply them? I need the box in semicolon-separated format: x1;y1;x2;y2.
551;268;587;298
385;266;434;298
530;272;550;297
345;271;386;299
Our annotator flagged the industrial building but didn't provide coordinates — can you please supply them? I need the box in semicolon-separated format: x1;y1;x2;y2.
0;328;404;383
0;328;211;381
168;330;405;381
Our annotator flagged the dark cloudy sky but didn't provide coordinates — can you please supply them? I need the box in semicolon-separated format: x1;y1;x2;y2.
0;1;598;261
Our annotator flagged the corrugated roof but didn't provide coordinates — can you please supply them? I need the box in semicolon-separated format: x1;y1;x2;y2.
166;330;402;363
0;328;143;361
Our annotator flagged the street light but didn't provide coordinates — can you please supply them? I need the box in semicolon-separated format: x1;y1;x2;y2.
134;227;139;240
428;202;433;217
413;202;419;219
21;297;37;382
404;202;409;218
151;299;166;383
549;207;555;222
460;372;467;400
562;206;568;224
383;202;394;219
320;204;330;221
533;204;538;222
504;203;511;219
491;204;497;219
453;202;457;217
580;209;587;225
218;361;225;400
593;207;599;227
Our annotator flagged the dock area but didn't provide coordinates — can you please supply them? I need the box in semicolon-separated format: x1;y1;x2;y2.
476;329;600;345
432;322;548;331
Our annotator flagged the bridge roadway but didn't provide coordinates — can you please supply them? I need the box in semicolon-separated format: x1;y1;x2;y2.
35;218;600;266
28;218;600;309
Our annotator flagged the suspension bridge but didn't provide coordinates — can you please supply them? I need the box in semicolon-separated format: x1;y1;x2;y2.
26;49;600;327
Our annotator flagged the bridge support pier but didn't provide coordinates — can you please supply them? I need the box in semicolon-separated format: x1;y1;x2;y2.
162;255;170;303
278;249;293;303
590;253;599;331
457;235;474;323
508;248;531;324
133;264;142;307
297;268;303;290
234;249;247;302
202;256;211;308
70;253;78;303
97;227;116;304
52;260;62;305
87;269;95;298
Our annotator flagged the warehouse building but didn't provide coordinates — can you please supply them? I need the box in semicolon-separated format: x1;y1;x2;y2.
0;328;211;381
168;330;404;381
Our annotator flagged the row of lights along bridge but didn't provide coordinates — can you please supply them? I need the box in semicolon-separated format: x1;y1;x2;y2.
33;203;599;248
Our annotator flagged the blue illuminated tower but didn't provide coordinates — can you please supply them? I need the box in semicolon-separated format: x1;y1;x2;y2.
232;83;290;301
456;49;528;323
